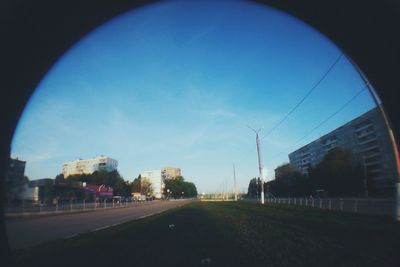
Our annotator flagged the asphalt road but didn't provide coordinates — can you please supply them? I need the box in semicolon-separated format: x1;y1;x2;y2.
5;199;193;250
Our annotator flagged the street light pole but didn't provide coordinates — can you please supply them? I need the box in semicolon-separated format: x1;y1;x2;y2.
233;163;238;201
248;126;265;204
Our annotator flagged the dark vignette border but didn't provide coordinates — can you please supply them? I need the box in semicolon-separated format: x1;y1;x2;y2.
1;0;399;265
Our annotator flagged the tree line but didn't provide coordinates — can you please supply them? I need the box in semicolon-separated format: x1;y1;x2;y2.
247;147;369;198
163;176;198;198
55;171;197;199
55;170;131;198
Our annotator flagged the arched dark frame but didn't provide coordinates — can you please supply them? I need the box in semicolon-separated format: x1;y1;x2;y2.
1;0;400;262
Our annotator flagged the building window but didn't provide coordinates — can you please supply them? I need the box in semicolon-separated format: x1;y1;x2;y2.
355;119;372;130
366;163;382;171
365;155;381;164
364;147;380;156
360;140;378;150
356;125;375;137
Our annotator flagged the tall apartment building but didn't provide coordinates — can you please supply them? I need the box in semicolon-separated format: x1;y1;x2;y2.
162;167;181;179
62;155;118;177
5;157;26;186
4;157;28;201
141;170;163;199
288;106;397;194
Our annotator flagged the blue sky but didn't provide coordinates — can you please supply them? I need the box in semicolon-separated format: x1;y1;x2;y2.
11;0;375;193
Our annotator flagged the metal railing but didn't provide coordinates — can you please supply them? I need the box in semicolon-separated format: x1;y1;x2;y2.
4;198;157;216
265;197;395;217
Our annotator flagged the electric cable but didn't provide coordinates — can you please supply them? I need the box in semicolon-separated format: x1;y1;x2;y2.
270;85;367;159
262;53;343;139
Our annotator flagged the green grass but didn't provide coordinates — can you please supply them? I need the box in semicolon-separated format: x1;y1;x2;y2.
12;201;400;267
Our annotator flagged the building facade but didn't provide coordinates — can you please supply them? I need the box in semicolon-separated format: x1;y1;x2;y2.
4;157;28;202
288;106;397;194
5;157;26;186
62;156;118;177
162;167;181;179
141;170;163;199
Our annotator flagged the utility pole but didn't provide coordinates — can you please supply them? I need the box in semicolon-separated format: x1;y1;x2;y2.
248;126;265;204
225;176;228;200
223;178;226;200
233;163;238;201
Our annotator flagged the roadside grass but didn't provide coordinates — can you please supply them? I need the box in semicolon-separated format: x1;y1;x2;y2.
11;201;400;267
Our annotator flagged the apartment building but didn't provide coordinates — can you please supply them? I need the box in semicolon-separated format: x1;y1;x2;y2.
141;170;163;199
288;106;397;194
162;167;181;179
62;155;118;177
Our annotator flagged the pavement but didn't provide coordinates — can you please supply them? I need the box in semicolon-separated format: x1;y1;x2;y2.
5;199;193;250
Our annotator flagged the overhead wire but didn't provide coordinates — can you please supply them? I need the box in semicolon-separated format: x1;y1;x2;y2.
269;85;368;159
261;53;343;139
236;53;344;166
233;53;345;186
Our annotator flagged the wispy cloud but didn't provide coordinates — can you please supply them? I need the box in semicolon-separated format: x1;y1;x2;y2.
205;108;237;118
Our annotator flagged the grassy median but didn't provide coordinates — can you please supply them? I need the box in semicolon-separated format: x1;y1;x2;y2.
12;201;400;267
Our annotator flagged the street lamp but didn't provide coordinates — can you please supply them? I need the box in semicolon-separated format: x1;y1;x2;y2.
167;189;170;199
181;191;184;199
248;126;265;204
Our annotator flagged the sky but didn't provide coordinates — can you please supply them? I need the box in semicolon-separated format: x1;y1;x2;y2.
11;0;375;193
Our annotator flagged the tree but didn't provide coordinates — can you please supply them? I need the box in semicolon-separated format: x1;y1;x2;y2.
113;179;131;196
173;175;184;182
308;147;364;197
130;175;142;193
247;177;260;198
140;177;153;196
266;163;309;197
163;176;197;198
263;148;364;198
55;174;65;184
184;182;198;197
59;169;131;197
275;163;297;180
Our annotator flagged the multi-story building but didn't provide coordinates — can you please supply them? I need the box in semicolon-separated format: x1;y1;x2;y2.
288;106;397;194
141;170;163;199
5;157;26;185
162;167;181;179
62;155;118;177
4;157;28;202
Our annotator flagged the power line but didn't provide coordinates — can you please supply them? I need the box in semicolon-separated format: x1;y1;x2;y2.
234;54;343;166
269;85;367;159
294;86;367;144
262;53;343;139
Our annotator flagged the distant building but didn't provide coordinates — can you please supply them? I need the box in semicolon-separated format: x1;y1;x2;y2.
5;157;26;186
4;157;28;202
18;183;39;202
162;167;181;179
20;178;55;203
62;155;118;177
141;170;163;199
288;106;397;194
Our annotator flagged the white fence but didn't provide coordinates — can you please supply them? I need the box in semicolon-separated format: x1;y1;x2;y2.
265;197;395;217
4;198;156;217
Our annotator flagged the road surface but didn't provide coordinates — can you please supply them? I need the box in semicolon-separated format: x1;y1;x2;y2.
5;199;193;250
